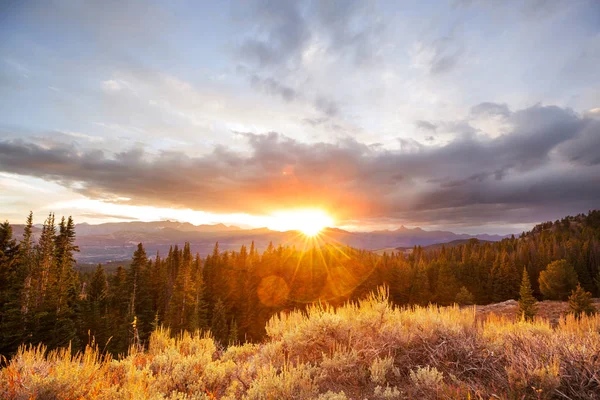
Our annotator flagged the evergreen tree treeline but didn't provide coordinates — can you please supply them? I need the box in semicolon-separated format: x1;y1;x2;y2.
1;210;600;357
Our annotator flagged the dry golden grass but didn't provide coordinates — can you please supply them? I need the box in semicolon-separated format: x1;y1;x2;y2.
2;287;599;399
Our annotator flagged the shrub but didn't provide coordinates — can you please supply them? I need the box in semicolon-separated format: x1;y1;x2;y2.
2;287;600;399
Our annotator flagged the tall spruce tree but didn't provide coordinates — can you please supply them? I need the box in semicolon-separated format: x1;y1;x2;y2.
211;298;228;345
435;261;459;305
49;216;80;350
518;268;537;321
0;221;20;355
168;243;195;332
568;284;596;318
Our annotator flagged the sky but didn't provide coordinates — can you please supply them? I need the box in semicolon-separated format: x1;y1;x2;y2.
0;0;599;234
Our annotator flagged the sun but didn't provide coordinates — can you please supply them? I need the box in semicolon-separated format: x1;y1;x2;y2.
268;209;334;236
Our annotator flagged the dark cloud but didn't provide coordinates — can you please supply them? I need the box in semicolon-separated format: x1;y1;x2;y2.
238;0;383;68
314;97;339;117
1;104;599;228
416;120;437;131
238;0;310;67
250;75;298;102
415;35;464;75
238;0;381;119
249;74;341;117
471;102;511;117
79;213;139;221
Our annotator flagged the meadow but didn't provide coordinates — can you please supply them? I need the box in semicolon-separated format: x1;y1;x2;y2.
2;287;599;400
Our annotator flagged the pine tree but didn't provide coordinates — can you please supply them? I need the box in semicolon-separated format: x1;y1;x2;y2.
190;253;208;331
19;212;35;317
228;318;238;346
568;284;596;318
210;298;228;345
435;261;459;305
168;243;195;332
518;268;537;321
455;286;474;305
49;216;80;350
107;266;129;355
539;259;579;300
0;220;21;355
409;260;431;305
126;243;149;345
490;252;520;301
84;264;109;347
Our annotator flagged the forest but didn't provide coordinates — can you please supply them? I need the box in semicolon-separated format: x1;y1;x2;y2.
1;211;599;358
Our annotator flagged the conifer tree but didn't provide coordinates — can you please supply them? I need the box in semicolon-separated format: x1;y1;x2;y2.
84;264;109;346
539;259;579;300
518;268;537;321
19;212;35;317
168;243;195;332
191;253;208;331
0;221;21;354
211;298;228;345
455;286;474;305
490;252;520;301
435;261;459;305
107;266;129;354
228;318;238;346
568;284;596;318
409;260;431;305
126;243;152;345
49;216;80;350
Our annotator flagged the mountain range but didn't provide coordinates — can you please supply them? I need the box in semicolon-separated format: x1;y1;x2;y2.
9;221;509;264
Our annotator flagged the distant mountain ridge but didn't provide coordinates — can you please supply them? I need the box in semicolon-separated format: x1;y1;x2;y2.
9;221;509;264
7;221;506;264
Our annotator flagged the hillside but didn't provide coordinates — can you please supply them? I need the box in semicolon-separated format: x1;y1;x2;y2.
2;288;599;399
373;238;494;256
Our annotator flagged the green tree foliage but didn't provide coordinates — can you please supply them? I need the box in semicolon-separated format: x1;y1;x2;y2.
211;298;228;345
490;251;520;301
455;286;474;305
539;259;579;300
518;268;537;321
568;284;596;318
228;318;238;346
434;261;459;305
82;264;109;347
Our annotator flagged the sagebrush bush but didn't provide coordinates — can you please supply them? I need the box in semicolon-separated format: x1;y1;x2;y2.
1;286;600;399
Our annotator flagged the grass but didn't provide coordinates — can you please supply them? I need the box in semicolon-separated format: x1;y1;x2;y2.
2;287;599;399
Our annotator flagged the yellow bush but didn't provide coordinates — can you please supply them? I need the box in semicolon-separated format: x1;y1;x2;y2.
2;287;600;399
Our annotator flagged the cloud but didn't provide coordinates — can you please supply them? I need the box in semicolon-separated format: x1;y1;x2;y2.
238;0;310;67
1;104;598;228
79;212;139;221
416;120;437;131
410;36;464;75
101;80;123;92
470;102;511;118
250;75;298;102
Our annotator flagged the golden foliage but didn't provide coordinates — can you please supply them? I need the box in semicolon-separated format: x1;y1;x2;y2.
2;287;600;399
